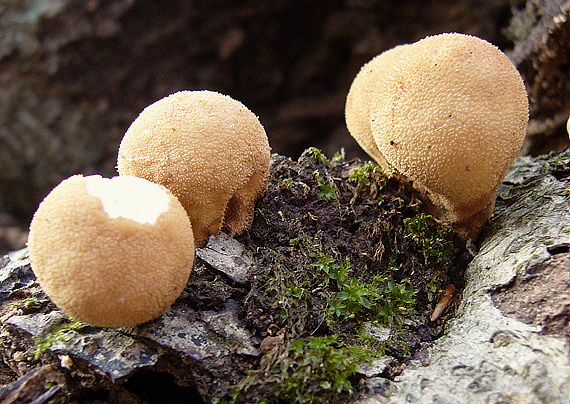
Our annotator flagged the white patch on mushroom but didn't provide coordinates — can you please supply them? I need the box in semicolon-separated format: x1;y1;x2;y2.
84;175;170;225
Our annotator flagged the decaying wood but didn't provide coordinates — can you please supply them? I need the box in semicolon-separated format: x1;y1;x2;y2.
0;365;65;404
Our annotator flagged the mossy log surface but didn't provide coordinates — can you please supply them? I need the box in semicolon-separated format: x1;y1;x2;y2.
358;151;570;403
0;149;569;403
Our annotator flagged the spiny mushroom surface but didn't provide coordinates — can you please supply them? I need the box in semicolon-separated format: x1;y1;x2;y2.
28;175;195;327
117;90;271;247
347;33;529;239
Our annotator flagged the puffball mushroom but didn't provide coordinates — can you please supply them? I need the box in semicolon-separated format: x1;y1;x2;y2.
117;90;271;247
347;33;529;239
28;175;195;328
345;44;410;169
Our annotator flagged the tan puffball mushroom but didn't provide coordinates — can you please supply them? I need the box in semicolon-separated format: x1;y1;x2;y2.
28;175;195;328
367;33;529;239
117;90;271;247
345;44;410;168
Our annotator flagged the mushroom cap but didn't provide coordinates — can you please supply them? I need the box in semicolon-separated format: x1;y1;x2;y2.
117;90;271;246
345;44;410;168
370;33;528;218
28;175;195;327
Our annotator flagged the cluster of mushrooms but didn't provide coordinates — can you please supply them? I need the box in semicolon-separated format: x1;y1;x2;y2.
28;91;271;327
27;32;529;328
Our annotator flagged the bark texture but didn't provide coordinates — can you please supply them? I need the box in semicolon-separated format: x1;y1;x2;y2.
356;151;570;403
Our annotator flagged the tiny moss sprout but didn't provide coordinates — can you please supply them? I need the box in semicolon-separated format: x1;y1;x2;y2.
33;319;85;360
315;175;337;200
426;275;441;302
311;255;351;287
288;236;304;246
331;150;344;162
15;296;47;313
285;284;306;300
349;163;384;192
376;280;416;326
348;163;387;206
403;213;456;263
317;257;374;319
22;297;42;309
306;147;330;167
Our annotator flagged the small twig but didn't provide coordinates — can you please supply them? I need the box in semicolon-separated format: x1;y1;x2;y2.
430;284;456;322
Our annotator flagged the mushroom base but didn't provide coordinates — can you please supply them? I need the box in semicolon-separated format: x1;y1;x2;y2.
414;184;496;241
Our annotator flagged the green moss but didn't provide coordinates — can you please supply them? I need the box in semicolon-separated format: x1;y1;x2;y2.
375;280;416;326
306;147;330;167
315;255;373;319
349;163;384;192
274;336;360;403
403;213;456;263
315;175;337;200
15;296;48;313
33;319;85;360
312;254;415;325
331;151;344;163
218;335;368;404
348;163;387;206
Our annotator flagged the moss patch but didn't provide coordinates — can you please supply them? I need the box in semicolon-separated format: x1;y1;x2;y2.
210;149;467;403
